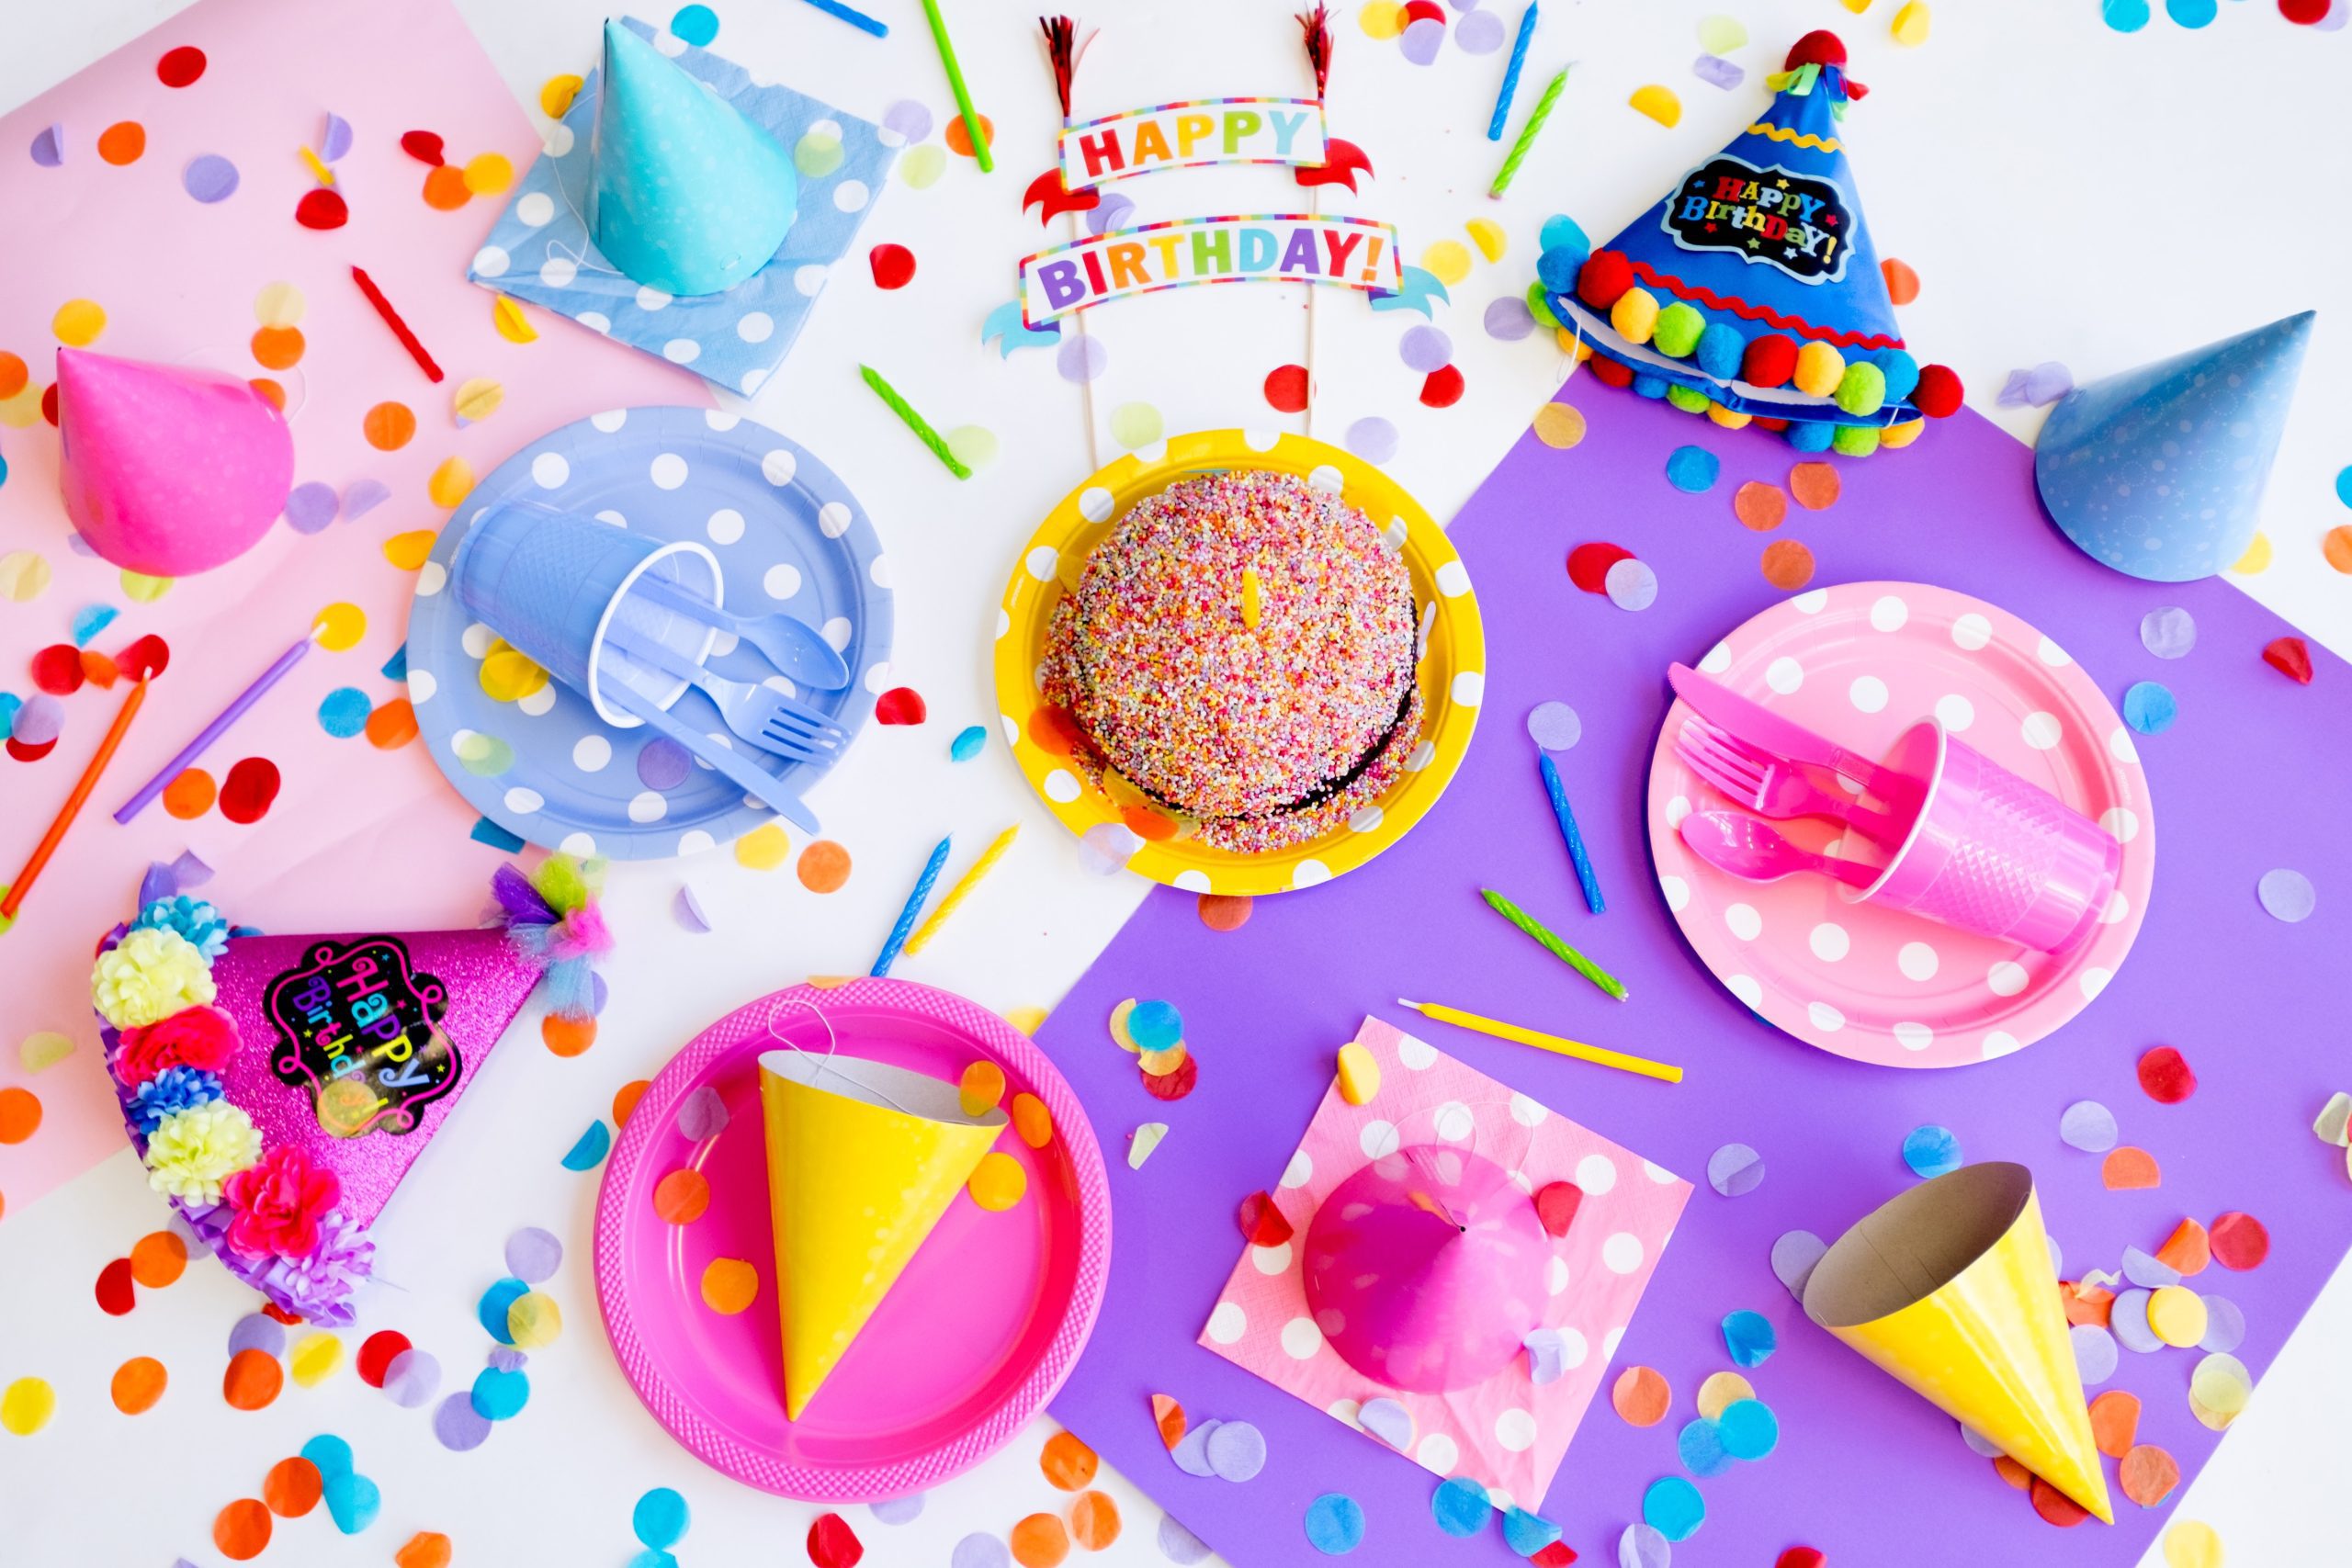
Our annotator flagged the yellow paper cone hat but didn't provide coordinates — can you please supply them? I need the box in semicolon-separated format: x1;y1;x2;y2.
1803;1162;2113;1523
759;1050;1006;1420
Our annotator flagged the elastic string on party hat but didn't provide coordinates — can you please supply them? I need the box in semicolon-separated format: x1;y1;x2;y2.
760;991;921;1111
1040;14;1103;476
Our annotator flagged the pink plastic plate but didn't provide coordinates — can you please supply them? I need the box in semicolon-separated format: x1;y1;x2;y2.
1645;581;2154;1068
592;979;1111;1498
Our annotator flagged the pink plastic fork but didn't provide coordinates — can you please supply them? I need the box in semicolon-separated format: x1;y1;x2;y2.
1675;716;1905;850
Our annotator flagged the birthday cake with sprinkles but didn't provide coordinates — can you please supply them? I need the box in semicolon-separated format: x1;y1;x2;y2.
1041;469;1422;855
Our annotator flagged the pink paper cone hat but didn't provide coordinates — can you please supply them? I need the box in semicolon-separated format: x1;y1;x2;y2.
55;347;294;576
1302;1143;1548;1393
91;856;612;1324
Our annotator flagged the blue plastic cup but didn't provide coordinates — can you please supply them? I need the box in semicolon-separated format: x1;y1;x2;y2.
448;501;722;727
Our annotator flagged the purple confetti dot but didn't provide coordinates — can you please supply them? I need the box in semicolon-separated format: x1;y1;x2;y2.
1170;1416;1223;1477
1483;296;1535;342
674;1083;730;1141
227;1313;287;1359
2258;867;2315;923
171;849;214;887
1960;1423;2004;1458
1693;52;1745;90
12;693;64;746
951;1533;1011;1568
1085;191;1135;236
2023;361;2075;406
1204;1418;1266;1481
2071;1322;2119;1384
1620;1522;1672;1568
1603;556;1657;612
1344;416;1398;465
1706;1142;1765;1197
2140;605;2195;660
1157;1516;1213;1565
2111;1289;2163;1353
182;152;240;203
1523;1327;1567;1384
383;1348;442;1408
881;99;933;145
1399;324;1453;374
321;113;354;163
2199;1295;2245;1353
1526;700;1580;750
504;1224;563;1282
1400;15;1446;64
433;1390;493;1450
2058;1100;2118;1153
1455;8;1506;51
673;885;712;932
590;969;609;1016
283;480;340;534
638;736;693;790
1057;334;1109;383
343;478;392;522
29;123;64;166
2121;1246;2180;1290
486;1346;528;1372
1770;1229;1825;1299
869;1494;925;1525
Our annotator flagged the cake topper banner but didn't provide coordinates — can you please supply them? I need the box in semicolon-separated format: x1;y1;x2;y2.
1057;96;1329;186
1020;214;1401;327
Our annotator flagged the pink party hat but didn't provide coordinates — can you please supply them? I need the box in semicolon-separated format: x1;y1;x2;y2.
1302;1144;1548;1393
55;347;293;575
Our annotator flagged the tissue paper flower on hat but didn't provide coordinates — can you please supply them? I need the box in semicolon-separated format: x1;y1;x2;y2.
144;1100;262;1203
114;1005;240;1087
93;927;218;1030
128;1066;224;1137
222;1145;344;1260
132;894;232;960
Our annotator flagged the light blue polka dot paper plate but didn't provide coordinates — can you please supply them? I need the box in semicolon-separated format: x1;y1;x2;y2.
406;406;891;859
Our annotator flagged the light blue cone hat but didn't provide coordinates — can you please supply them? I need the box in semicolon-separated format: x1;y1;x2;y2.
2035;311;2313;582
588;18;798;297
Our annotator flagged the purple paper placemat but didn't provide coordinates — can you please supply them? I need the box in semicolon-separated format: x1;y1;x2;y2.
1039;390;2350;1567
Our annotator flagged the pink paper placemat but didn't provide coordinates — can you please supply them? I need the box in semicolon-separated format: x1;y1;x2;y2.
0;0;705;1213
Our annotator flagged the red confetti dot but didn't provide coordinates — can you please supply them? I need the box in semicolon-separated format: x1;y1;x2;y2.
41;381;60;426
1531;1545;1578;1568
808;1511;865;1568
1237;1190;1293;1247
1566;542;1634;594
1141;1053;1197;1101
2210;1211;2269;1271
219;757;282;824
31;644;85;695
116;634;171;682
1420;365;1465;408
295;188;349;230
867;243;915;289
873;686;927;725
7;736;58;762
2263;636;2313;684
2281;0;2329;19
401;130;447;165
2136;1045;2197;1104
2030;1476;2090;1528
1775;1551;1826;1568
156;46;207;86
1533;1180;1583;1237
357;1330;412;1388
1263;364;1311;413
1196;893;1253;931
96;1256;138;1314
261;1301;304;1325
1401;0;1446;21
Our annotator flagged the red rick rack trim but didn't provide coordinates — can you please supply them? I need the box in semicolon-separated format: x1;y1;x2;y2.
1629;258;1905;351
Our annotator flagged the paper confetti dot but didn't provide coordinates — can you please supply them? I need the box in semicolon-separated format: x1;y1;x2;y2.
214;1498;272;1559
1604;557;1658;611
471;1364;529;1420
1665;446;1720;492
1716;1397;1779;1460
700;1258;759;1314
2137;1045;2198;1103
2122;681;2177;736
264;1456;322;1516
289;1331;343;1385
1695;1371;1755;1423
1629;85;1682;127
398;1535;454;1568
1643;1475;1705;1540
1041;1429;1098;1490
1431;1474;1491;1536
432;1391;491;1450
797;840;853;892
383;1348;441;1408
866;243;916;290
870;1494;925;1527
1787;462;1841;511
107;1356;165;1414
653;1168;710;1224
2060;1100;2119;1151
222;1348;284;1410
1771;1229;1826;1298
1263;363;1311;411
183;153;240;202
735;823;791;870
295;187;347;228
357;1332;411;1388
1760;538;1815;591
1303;1494;1364;1554
227;1314;286;1359
560;1120;611;1169
968;1151;1027;1211
636;1486;692;1550
1721;1309;1776;1366
2210;1212;2268;1270
157;45;208;85
2072;1322;2119;1384
1734;481;1787;531
1620;1523;1671;1568
1345;416;1398;465
1419;365;1465;408
1526;700;1581;750
1903;1124;1963;1178
1707;1142;1765;1196
2102;1145;2162;1190
2139;606;2196;660
2257;868;2315;923
18;1031;73;1074
1532;403;1587;449
1611;1366;1670;1426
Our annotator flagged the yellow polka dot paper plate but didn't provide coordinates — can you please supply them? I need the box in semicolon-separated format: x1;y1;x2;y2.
994;429;1484;897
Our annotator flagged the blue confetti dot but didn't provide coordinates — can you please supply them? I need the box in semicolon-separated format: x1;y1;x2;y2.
2165;0;2216;24
318;686;372;738
300;1433;354;1479
634;1486;691;1549
1676;1416;1734;1476
2102;0;2151;29
1715;1398;1779;1461
1500;1506;1560;1556
561;1119;612;1169
322;1470;381;1534
470;1364;530;1421
1128;998;1183;1051
2122;680;2177;736
70;604;118;646
1304;1494;1366;1554
1643;1475;1706;1541
0;693;21;740
477;1276;531;1343
2336;466;2352;508
1538;214;1589;259
949;724;986;761
1903;1123;1963;1179
627;1552;679;1568
1430;1474;1490;1536
1722;1308;1778;1367
670;4;719;44
380;643;409;682
471;816;526;852
0;452;8;490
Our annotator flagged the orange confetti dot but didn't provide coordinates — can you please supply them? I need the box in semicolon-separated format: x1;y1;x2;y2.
2090;1389;2140;1459
2156;1217;2211;1277
81;648;119;686
1119;805;1179;841
384;530;437;570
2324;525;2352;574
1991;1454;2032;1490
248;378;287;412
958;1060;1007;1116
214;1498;273;1561
1152;1393;1187;1450
614;1078;651;1126
1040;1429;1098;1490
1196;894;1254;932
1788;462;1841;511
2102;1145;2161;1190
1028;705;1087;757
263;1455;323;1517
1733;480;1787;531
653;1168;711;1224
1882;257;1920;306
968;1151;1027;1211
944;114;998;159
164;767;217;818
1611;1365;1671;1427
421;163;472;209
130;1229;187;1287
2061;1279;2114;1327
0;352;26;399
541;1013;596;1056
397;1532;455;1568
109;1355;168;1414
365;697;419;750
1012;1091;1053;1149
365;401;418;450
2120;1442;2180;1508
222;1348;284;1410
797;840;852;893
1069;1489;1121;1551
97;121;146;164
700;1258;760;1314
1759;538;1816;591
1011;1512;1070;1568
0;1087;42;1144
250;326;305;369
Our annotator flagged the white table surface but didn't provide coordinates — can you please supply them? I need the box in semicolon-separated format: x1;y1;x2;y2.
4;1;2346;1563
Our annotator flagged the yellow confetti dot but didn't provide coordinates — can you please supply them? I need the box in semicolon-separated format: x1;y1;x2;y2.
945;424;1000;471
959;1060;1007;1116
734;822;791;870
2188;1352;2251;1427
1012;1091;1054;1148
479;642;549;703
253;281;306;328
700;1258;759;1314
1891;0;1931;44
462;152;515;196
968;1151;1027;1212
2148;1286;2208;1348
898;143;946;190
1464;218;1507;265
1004;1006;1048;1034
428;457;475;509
1419;241;1472;287
120;570;174;603
19;1032;74;1072
52;299;107;347
0;550;53;601
1697;15;1747;52
1108;998;1141;1054
1358;0;1404;38
311;602;367;651
2162;1520;2223;1568
452;377;504;424
492;294;539;344
1695;1371;1755;1420
1839;0;1871;12
1532;403;1588;449
383;530;437;570
506;1291;563;1348
1109;402;1163;450
1;1376;56;1436
540;73;584;118
288;1332;343;1387
2229;531;2271;574
1629;85;1682;128
1336;1042;1380;1105
0;383;44;428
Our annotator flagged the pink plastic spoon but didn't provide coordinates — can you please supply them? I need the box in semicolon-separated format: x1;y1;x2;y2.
1678;809;1878;891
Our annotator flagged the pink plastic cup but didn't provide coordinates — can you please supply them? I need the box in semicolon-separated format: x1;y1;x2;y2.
1854;720;2120;956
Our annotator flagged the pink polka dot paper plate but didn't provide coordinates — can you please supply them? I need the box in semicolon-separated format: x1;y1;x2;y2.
591;980;1111;1499
1646;581;2154;1068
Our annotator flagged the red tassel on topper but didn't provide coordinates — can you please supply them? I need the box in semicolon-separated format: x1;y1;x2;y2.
1039;16;1080;121
1298;4;1333;101
1784;29;1867;98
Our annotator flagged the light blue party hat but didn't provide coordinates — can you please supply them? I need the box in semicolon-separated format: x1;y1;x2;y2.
588;17;798;296
2035;311;2313;582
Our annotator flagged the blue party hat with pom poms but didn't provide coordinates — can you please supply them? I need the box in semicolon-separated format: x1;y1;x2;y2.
2035;311;2313;582
1530;30;1962;456
588;17;798;297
